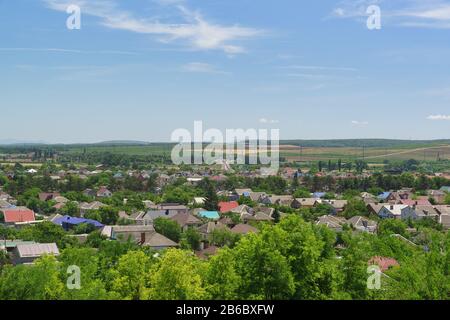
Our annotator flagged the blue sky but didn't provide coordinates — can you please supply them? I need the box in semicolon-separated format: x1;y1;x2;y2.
1;0;450;143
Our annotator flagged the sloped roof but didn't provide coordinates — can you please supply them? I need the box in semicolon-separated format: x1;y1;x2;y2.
144;232;179;248
218;201;240;213
16;243;59;258
231;223;258;235
171;212;201;227
368;256;399;272
2;209;35;223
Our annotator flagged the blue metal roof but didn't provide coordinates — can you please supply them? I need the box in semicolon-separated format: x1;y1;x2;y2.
53;215;104;228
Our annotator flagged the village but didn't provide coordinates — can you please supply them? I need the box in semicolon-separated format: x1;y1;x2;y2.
0;160;449;282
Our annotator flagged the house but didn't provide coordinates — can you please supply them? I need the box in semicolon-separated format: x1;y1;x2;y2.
218;201;240;213
234;189;252;197
143;233;179;250
256;206;275;217
0;240;36;253
400;199;432;207
12;243;59;265
248;192;267;203
316;215;346;232
367;203;384;215
368;256;399;272
264;195;294;207
0;199;13;209
230;204;253;216
143;210;178;224
435;205;450;216
295;198;317;208
170;212;202;231
377;192;391;202
97;187;112;198
79;201;107;216
52;215;104;231
198;221;229;240
361;192;377;204
198;211;220;220
109;225;178;250
1;208;35;225
435;205;450;229
378;204;414;219
439;186;450;193
346;216;377;233
428;190;446;204
157;203;188;214
407;205;439;220
242;212;273;223
38;192;60;202
320;200;348;214
110;225;155;243
230;224;259;235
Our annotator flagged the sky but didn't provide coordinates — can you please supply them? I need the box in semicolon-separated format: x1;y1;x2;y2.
1;0;450;143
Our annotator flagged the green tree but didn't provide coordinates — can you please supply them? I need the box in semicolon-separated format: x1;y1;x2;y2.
205;248;241;300
145;249;208;300
182;227;202;251
153;217;181;243
233;229;295;299
109;250;153;300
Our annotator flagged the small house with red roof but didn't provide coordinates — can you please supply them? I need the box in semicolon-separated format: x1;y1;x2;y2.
218;201;240;213
1;208;36;225
368;256;399;272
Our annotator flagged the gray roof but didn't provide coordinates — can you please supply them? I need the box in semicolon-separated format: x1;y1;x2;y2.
16;243;59;258
143;232;179;248
144;210;177;221
111;225;155;233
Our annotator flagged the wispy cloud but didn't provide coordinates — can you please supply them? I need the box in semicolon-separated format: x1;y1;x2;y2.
351;120;369;126
427;115;450;121
259;118;279;124
42;0;263;53
332;0;450;29
282;65;357;72
182;62;229;75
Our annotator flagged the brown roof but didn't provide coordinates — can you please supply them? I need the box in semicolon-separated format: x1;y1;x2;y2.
171;212;201;227
143;232;179;248
231;223;259;235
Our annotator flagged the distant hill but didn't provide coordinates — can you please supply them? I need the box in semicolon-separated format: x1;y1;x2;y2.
280;139;450;148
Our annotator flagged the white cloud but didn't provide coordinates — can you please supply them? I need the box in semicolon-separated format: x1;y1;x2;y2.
182;62;229;74
427;115;450;121
259;118;279;124
351;120;369;126
42;0;262;53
